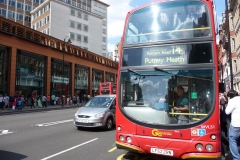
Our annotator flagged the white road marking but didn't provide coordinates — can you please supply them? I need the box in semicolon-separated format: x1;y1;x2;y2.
0;130;15;135
41;138;98;160
35;119;73;126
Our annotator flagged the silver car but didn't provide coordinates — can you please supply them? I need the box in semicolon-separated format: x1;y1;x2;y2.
74;94;116;130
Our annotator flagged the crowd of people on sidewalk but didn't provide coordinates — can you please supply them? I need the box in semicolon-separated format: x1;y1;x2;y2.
0;93;92;111
220;90;240;160
0;94;26;110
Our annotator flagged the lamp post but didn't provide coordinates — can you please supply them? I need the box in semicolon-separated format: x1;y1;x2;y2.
62;36;72;106
225;0;233;89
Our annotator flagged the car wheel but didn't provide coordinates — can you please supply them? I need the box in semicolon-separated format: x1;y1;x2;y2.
76;126;81;130
105;117;113;130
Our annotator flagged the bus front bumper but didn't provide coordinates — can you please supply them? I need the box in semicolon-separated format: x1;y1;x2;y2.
181;152;222;159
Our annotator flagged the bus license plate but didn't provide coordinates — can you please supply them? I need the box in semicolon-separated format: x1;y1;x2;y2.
150;148;173;156
78;119;88;123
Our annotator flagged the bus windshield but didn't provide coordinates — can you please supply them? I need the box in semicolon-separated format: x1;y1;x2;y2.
120;68;214;125
125;1;211;44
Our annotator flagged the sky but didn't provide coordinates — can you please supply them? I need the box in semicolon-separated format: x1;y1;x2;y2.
100;0;226;55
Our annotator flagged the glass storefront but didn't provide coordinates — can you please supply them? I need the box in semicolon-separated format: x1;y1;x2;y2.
51;59;70;97
16;50;45;100
75;65;89;96
105;72;115;82
0;46;9;95
92;69;103;96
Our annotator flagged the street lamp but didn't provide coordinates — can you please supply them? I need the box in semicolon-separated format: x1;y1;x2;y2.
224;0;233;89
62;36;72;106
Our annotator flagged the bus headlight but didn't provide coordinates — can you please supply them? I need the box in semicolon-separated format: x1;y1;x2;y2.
211;134;216;140
196;143;203;151
126;136;132;143
206;144;213;151
119;135;124;141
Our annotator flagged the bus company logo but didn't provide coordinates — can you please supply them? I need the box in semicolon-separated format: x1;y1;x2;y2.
151;129;172;137
191;128;206;136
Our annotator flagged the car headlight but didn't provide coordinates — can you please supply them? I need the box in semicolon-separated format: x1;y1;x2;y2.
95;112;105;118
74;112;78;117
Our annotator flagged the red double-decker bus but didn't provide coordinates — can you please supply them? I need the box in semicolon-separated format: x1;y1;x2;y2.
116;0;221;159
99;82;117;95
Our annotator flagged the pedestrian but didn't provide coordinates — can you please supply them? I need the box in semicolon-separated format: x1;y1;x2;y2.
3;94;9;109
51;94;55;106
225;90;240;160
47;95;50;106
31;96;35;108
42;95;47;108
0;94;4;109
17;97;23;110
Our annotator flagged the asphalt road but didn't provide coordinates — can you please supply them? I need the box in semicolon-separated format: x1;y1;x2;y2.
0;108;231;160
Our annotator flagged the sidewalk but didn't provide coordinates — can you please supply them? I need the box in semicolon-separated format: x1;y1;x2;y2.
0;104;81;115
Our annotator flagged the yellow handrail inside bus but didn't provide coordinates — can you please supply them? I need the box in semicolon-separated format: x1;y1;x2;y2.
169;113;208;116
127;27;211;37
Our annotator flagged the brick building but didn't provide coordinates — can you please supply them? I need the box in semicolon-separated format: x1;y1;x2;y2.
0;17;117;103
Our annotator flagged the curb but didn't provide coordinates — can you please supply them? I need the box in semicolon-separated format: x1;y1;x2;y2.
0;105;80;116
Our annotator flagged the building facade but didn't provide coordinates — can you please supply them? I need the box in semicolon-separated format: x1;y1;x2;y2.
30;0;108;57
0;17;117;101
0;0;43;27
219;0;240;92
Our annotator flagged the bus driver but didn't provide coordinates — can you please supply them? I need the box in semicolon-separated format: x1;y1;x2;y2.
172;85;189;124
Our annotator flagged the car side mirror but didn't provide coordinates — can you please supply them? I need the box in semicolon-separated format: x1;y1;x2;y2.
110;103;116;109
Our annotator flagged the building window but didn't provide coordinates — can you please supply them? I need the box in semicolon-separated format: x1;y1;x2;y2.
87;0;91;4
83;47;88;50
8;10;15;19
8;0;15;7
84;14;88;20
17;2;24;10
75;65;89;90
102;45;106;50
77;34;81;41
70;20;75;27
234;60;237;72
77;3;81;9
102;37;106;42
83;36;88;43
83;24;88;31
77;23;82;29
23;14;28;21
70;9;75;15
102;20;106;26
77;11;82;18
17;13;23;20
102;29;106;34
25;4;31;12
72;1;76;6
231;17;234;30
0;8;7;17
232;38;236;51
70;32;75;39
94;1;97;6
0;0;7;4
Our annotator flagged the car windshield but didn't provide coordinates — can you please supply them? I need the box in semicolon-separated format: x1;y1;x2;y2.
84;96;114;108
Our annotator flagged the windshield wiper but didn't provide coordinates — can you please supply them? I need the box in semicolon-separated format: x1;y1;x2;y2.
127;68;164;76
154;67;175;75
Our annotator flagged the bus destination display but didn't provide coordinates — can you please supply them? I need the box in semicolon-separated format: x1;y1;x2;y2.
142;45;187;65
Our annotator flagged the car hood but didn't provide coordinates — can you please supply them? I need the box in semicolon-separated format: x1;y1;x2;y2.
76;107;108;116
